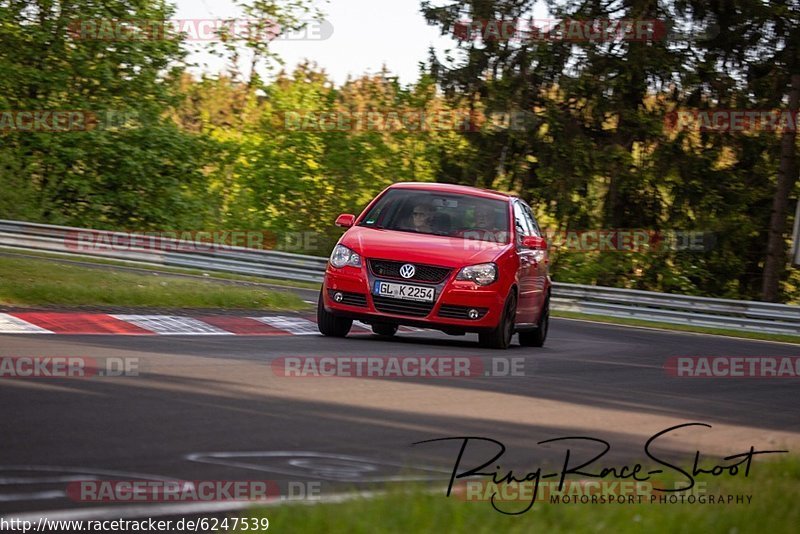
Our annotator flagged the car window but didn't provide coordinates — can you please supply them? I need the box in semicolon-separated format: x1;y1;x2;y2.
521;202;541;237
358;188;510;243
512;201;533;248
513;201;533;243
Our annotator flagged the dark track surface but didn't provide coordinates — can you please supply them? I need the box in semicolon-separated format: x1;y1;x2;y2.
1;318;798;516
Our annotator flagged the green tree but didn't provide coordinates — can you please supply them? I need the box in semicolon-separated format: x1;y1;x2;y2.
0;0;212;228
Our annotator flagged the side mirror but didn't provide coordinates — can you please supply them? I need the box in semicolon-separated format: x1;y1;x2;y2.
521;235;547;250
335;213;355;228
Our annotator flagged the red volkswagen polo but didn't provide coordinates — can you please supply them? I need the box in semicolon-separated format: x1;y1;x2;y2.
317;182;551;349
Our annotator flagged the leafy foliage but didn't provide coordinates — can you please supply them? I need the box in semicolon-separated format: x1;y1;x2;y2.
1;0;798;301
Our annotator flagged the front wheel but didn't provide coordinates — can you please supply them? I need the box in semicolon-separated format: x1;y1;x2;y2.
519;295;549;347
372;323;398;337
317;290;353;337
479;292;516;350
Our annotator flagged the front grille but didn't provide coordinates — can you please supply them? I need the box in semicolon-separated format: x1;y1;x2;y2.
438;304;489;320
372;295;434;317
328;290;367;307
368;259;452;284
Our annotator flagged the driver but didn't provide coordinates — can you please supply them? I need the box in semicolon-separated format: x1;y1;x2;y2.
465;204;505;243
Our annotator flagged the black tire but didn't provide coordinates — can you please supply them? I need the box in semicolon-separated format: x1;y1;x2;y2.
317;290;352;337
479;292;517;350
519;295;549;347
372;323;398;337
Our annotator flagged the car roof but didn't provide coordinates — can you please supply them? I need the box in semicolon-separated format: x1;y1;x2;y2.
387;182;513;202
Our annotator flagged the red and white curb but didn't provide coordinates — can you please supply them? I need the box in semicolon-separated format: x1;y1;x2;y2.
0;312;425;336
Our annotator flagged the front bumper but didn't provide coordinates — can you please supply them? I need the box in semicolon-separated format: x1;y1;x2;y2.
322;262;506;332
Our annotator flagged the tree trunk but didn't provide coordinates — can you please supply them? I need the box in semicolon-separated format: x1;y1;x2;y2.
762;73;800;302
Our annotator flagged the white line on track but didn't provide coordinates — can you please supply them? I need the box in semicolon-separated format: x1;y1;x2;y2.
0;465;195;505
0;489;416;524
0;313;52;334
0;491;65;503
251;316;319;335
554;316;800;346
110;315;232;335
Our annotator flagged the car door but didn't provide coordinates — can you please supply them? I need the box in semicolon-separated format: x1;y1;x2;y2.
520;201;547;319
512;200;537;324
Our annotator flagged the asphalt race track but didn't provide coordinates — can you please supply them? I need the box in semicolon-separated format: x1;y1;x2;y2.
1;315;798;519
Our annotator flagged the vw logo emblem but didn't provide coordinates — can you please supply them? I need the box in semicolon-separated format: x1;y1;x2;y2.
399;264;416;279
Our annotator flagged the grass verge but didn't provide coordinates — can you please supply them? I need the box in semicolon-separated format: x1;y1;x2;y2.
0;246;322;289
0;255;308;310
240;456;800;533
552;310;800;344
3;247;797;343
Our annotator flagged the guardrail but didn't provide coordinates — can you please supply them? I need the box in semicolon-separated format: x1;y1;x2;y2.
0;219;796;335
552;284;800;335
0;220;328;283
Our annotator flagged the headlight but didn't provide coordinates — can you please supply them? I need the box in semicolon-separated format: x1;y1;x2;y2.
329;244;362;268
456;263;497;286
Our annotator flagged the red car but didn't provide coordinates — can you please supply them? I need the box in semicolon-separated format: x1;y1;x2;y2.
317;182;551;349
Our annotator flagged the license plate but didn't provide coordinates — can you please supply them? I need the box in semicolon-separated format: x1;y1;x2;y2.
373;280;435;302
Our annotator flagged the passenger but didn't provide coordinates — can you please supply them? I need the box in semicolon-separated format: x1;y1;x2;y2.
406;202;434;233
474;205;495;230
467;205;505;243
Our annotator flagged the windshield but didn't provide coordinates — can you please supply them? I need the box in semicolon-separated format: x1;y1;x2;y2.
358;188;510;243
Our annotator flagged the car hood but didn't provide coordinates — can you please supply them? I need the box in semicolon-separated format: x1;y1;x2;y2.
341;226;509;267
